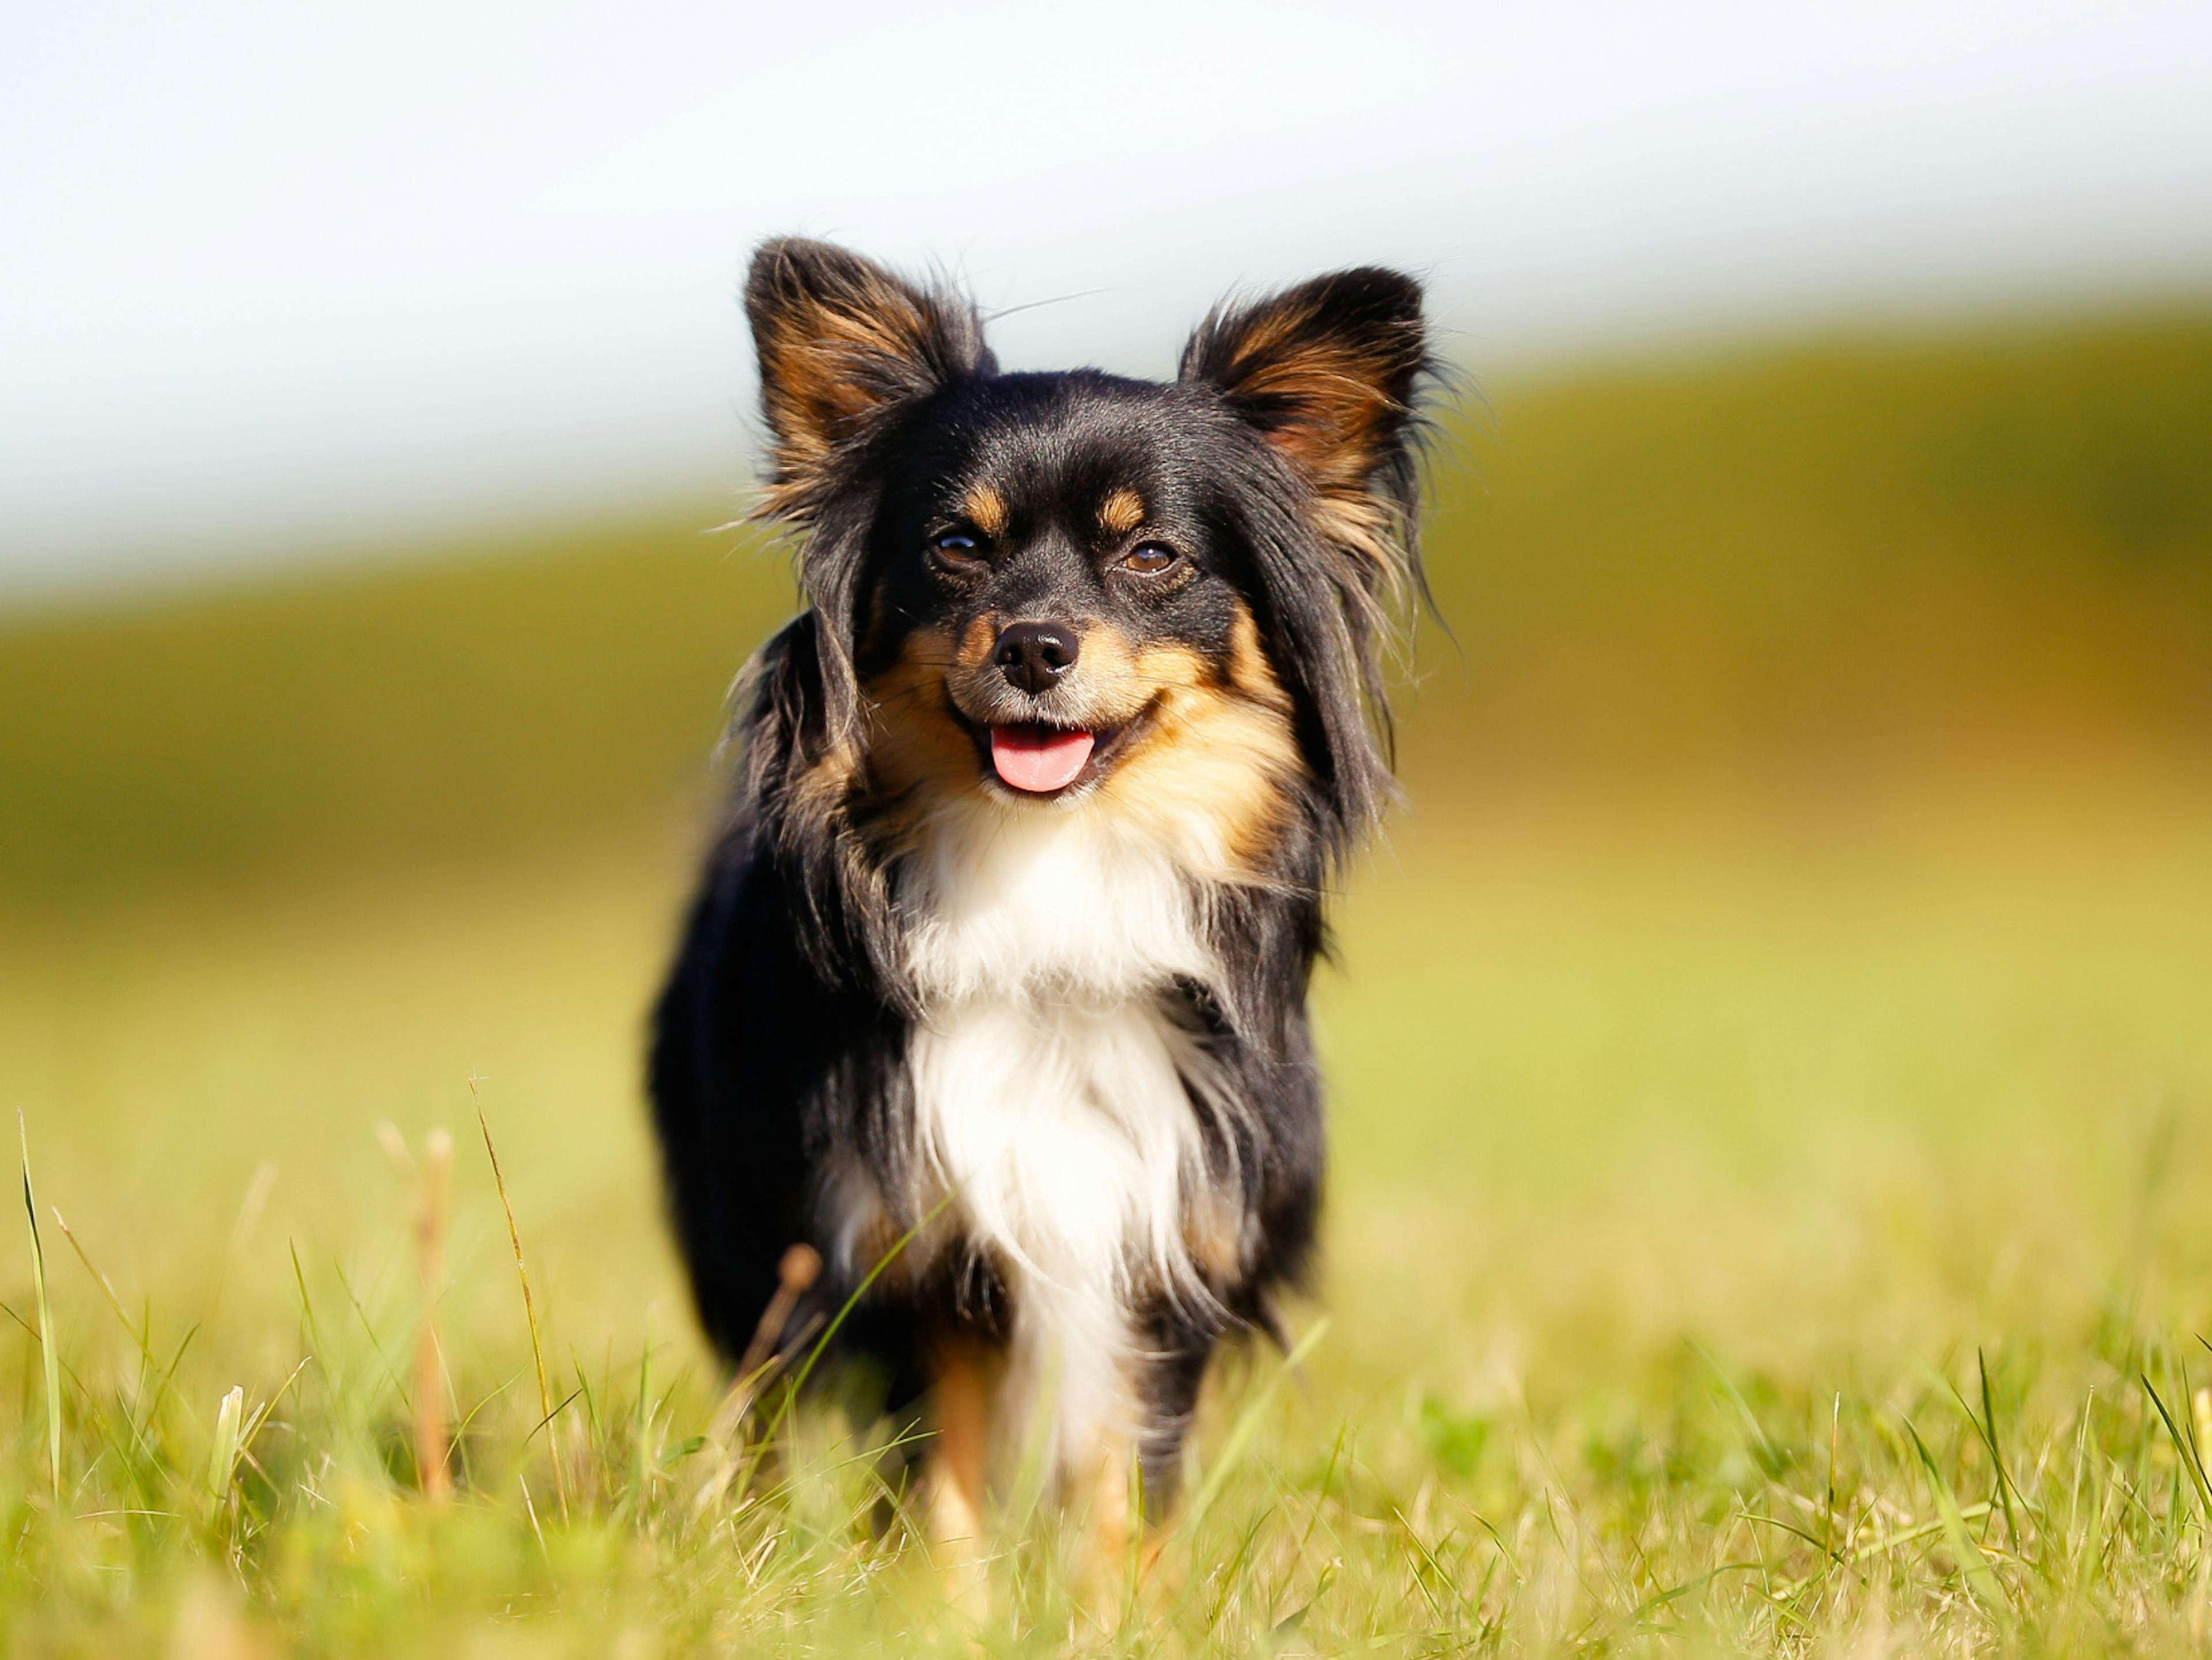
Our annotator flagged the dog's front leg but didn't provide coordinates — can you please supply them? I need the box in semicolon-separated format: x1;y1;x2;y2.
1071;1431;1141;1614
925;1333;995;1610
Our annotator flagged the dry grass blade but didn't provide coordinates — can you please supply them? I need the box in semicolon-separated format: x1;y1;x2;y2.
205;1385;244;1509
475;1089;567;1520
1772;1503;1995;1598
414;1126;453;1503
691;1244;821;1518
730;1197;955;1516
520;1475;549;1564
238;1355;312;1464
50;1207;143;1351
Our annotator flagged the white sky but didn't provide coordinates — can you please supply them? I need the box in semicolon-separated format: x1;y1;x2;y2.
3;0;2210;598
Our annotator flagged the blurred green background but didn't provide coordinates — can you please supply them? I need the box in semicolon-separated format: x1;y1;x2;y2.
3;311;2210;1391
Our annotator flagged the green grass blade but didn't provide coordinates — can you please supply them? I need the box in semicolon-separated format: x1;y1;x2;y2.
751;1194;953;1461
1184;1315;1330;1531
1906;1419;2009;1617
18;1113;61;1505
2141;1373;2212;1525
1976;1349;2021;1548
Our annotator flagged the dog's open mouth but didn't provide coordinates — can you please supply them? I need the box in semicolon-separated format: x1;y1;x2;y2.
971;701;1160;799
989;724;1096;794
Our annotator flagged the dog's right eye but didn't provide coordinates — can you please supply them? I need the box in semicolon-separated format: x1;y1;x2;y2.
929;532;986;571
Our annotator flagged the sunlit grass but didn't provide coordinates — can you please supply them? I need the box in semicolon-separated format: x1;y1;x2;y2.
3;784;2211;1654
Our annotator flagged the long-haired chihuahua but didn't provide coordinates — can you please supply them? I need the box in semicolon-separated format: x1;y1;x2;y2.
652;237;1435;1576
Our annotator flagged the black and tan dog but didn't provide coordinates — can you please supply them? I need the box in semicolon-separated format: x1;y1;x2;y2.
652;237;1435;1571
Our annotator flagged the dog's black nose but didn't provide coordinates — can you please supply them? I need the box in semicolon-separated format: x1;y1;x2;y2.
993;621;1080;694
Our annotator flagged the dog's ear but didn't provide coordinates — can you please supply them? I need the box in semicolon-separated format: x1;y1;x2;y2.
745;238;988;517
1180;268;1430;582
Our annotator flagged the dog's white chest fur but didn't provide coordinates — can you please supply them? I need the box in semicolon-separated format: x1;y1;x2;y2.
900;801;1221;1459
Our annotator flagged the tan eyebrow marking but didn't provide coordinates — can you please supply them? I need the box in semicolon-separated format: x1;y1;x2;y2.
1099;487;1146;535
961;484;1009;538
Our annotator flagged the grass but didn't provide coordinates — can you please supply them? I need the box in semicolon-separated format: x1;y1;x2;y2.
4;788;2210;1655
2;311;2211;1653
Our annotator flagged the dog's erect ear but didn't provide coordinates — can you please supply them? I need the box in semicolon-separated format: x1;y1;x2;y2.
1184;269;1435;838
1180;268;1430;581
745;238;989;516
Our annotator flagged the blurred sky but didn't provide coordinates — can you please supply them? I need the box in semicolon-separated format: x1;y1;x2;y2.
4;0;2211;598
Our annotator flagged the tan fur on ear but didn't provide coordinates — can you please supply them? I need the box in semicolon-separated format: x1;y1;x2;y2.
1180;267;1430;593
746;239;988;519
1207;302;1397;480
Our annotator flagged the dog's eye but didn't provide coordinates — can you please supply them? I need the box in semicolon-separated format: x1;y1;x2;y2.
929;532;986;569
1120;543;1179;575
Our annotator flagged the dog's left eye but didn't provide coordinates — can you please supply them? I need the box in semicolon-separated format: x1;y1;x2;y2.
1120;543;1179;574
930;532;986;568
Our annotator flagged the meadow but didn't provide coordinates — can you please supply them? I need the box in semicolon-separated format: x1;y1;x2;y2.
2;312;2210;1655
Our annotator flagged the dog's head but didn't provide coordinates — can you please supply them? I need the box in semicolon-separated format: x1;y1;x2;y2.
743;238;1434;868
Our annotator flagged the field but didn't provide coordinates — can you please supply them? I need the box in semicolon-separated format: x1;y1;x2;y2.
2;314;2211;1655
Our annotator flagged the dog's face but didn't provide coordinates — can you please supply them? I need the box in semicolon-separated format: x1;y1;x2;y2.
743;239;1431;859
858;376;1298;832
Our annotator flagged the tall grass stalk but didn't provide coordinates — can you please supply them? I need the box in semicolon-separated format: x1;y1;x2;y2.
412;1125;453;1503
18;1112;60;1504
476;1088;567;1519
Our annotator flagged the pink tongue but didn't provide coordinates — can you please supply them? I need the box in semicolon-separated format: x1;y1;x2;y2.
990;725;1096;793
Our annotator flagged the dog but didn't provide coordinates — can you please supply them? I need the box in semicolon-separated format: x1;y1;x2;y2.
650;237;1434;1574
